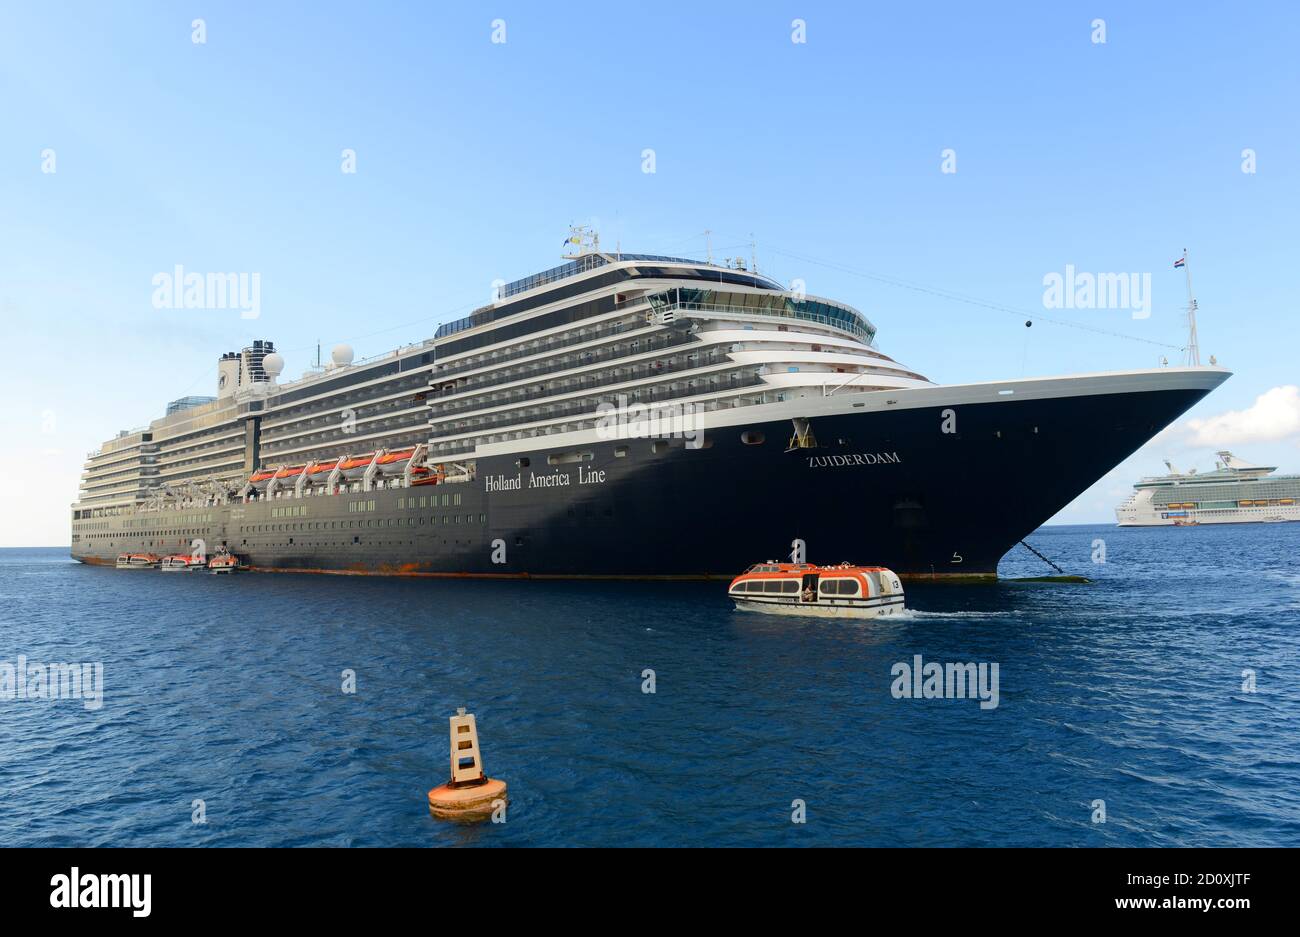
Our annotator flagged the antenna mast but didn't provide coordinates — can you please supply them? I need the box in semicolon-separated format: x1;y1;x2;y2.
562;224;600;260
1180;248;1200;366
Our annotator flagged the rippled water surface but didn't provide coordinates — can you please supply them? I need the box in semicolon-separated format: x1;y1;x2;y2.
2;523;1298;846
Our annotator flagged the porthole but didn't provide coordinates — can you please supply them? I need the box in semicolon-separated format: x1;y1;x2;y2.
741;431;765;445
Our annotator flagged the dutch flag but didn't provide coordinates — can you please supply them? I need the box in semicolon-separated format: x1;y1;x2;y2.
1174;257;1186;268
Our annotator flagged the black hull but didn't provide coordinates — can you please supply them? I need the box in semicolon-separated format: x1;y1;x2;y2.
71;382;1216;580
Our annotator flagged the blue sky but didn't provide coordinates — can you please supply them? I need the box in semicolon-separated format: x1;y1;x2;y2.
2;1;1297;545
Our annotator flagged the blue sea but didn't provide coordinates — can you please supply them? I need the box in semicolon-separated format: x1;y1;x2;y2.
2;523;1298;847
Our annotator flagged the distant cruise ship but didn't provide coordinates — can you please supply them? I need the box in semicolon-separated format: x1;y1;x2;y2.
1116;451;1300;526
71;236;1231;579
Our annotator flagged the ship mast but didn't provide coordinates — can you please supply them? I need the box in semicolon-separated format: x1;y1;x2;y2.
562;224;600;260
1180;248;1201;366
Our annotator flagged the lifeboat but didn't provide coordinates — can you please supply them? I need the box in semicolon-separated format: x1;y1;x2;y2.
307;459;340;476
728;561;904;619
248;469;276;491
409;465;442;486
375;448;418;476
160;554;205;572
208;550;242;574
273;465;305;481
338;454;377;480
117;552;161;569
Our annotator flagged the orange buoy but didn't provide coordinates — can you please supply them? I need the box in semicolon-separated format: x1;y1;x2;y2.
427;707;508;820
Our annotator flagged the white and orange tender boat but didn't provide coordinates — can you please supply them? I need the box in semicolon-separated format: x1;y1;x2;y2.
728;561;905;619
160;553;206;572
207;550;244;574
116;552;161;569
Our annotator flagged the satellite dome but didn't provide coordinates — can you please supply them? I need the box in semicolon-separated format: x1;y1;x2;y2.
262;352;285;380
331;344;355;367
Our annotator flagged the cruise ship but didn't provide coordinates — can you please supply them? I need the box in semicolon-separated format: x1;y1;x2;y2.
71;238;1231;580
1115;452;1300;526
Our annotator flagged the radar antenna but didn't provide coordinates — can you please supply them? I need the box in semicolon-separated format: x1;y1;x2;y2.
562;224;600;259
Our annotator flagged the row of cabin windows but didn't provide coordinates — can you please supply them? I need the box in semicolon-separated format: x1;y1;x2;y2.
398;493;461;508
239;515;486;533
124;513;215;528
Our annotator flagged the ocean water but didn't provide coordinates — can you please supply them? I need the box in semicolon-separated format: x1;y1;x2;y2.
2;523;1298;847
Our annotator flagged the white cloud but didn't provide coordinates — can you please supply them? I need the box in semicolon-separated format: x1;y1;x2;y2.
1185;385;1300;447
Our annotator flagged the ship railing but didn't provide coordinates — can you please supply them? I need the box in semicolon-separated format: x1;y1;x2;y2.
427;389;775;460
429;352;730;423
430;307;654;383
431;257;612;340
654;301;873;344
258;339;437;394
427;371;765;442
429;331;700;405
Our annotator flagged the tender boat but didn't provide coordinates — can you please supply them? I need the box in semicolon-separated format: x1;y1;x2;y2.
207;550;242;574
116;552;161;569
729;561;904;619
159;554;206;572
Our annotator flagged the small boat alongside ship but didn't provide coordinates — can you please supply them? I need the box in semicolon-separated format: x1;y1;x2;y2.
159;554;208;572
729;561;904;619
115;552;161;569
117;549;247;574
207;551;242;574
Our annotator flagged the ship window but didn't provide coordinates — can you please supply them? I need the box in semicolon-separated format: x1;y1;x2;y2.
782;580;800;593
762;581;782;593
819;581;837;595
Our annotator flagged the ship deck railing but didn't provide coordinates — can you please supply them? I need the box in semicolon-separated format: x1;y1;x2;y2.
427;371;764;441
653;301;873;345
430;330;700;404
428;376;774;456
429;304;655;383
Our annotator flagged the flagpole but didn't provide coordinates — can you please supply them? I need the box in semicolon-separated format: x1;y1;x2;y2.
1182;248;1200;366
